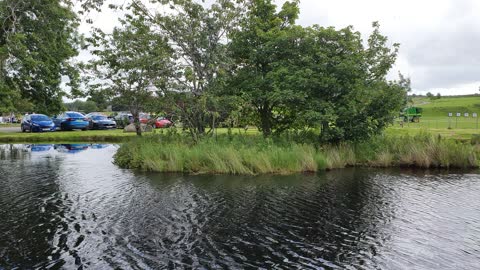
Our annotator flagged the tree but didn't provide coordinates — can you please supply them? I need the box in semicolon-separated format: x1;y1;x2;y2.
398;72;412;104
229;2;404;142
426;92;434;100
86;4;173;136
132;0;247;140
228;0;304;136
436;92;441;99
296;23;403;142
64;100;98;113
0;0;80;115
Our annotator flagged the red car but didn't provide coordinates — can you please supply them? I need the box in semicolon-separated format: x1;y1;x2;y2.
139;113;150;124
154;117;173;128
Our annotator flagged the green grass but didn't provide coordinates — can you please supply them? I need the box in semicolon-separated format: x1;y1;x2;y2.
0;129;136;142
114;134;326;174
387;95;480;137
412;95;480;118
114;133;480;175
0;127;261;143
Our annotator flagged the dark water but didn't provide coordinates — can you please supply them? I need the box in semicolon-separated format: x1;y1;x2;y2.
1;144;480;269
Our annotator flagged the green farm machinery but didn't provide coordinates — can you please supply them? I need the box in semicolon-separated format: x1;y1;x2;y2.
401;107;423;122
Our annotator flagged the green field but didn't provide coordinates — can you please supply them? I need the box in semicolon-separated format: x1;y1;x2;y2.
390;95;480;137
412;95;480;118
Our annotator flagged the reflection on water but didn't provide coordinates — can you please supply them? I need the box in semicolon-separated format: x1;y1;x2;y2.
0;144;479;269
0;143;110;157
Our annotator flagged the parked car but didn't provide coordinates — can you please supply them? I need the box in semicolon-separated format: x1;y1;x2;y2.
139;113;150;124
154;117;173;128
114;112;133;129
54;144;90;153
29;144;54;152
21;114;56;132
53;111;89;131
85;113;117;130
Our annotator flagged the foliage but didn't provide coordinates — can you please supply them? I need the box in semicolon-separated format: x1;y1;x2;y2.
64;100;99;113
228;0;406;142
0;0;80;115
85;3;173;136
4;0;410;145
227;0;304;136
132;0;247;139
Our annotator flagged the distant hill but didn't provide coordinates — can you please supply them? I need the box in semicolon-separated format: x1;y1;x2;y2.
411;95;480;118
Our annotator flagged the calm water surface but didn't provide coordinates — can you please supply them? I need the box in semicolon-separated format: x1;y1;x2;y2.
0;144;480;269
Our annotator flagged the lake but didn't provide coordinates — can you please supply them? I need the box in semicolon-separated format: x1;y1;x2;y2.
0;144;479;269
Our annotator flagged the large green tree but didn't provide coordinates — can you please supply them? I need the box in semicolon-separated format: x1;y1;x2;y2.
86;4;173;136
229;0;406;142
0;0;80;114
298;23;404;142
228;0;304;136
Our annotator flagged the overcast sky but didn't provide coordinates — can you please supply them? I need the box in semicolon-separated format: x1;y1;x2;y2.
80;0;480;95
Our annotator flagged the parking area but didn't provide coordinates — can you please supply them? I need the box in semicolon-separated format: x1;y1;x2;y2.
0;127;20;133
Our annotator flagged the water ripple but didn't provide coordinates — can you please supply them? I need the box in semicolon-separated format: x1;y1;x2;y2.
0;145;480;269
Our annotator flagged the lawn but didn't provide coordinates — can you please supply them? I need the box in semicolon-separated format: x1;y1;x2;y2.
0;129;136;143
0;127;261;143
398;95;480;130
412;95;480;118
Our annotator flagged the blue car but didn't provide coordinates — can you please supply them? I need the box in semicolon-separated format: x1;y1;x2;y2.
29;144;54;152
54;144;90;153
21;114;56;132
53;111;89;131
85;113;117;130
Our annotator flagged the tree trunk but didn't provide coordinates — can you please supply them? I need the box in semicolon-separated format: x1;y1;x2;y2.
259;106;272;137
131;110;142;136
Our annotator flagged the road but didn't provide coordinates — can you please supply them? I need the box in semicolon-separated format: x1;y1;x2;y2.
0;127;20;133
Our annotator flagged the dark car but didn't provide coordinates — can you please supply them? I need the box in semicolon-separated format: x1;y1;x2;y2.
54;144;90;154
53;112;89;131
114;112;133;129
21;114;56;132
85;113;117;130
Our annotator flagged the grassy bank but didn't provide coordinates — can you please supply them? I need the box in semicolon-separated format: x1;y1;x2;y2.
114;133;480;175
0;129;136;143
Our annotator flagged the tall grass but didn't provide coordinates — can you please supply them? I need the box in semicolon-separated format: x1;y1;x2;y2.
114;132;480;175
114;135;328;174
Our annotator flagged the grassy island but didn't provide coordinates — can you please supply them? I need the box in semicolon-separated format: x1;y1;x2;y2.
113;132;479;175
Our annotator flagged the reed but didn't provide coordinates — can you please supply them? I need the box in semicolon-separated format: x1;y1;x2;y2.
114;132;480;174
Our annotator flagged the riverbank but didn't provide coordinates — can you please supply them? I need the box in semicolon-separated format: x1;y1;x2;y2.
0;129;136;143
114;133;480;175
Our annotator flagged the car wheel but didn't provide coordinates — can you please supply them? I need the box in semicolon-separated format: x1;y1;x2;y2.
21;125;25;132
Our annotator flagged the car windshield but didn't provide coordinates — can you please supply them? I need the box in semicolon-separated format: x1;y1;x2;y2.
66;112;84;118
92;115;107;120
31;115;50;121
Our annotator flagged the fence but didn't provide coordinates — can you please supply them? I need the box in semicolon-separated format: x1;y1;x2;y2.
395;117;480;129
